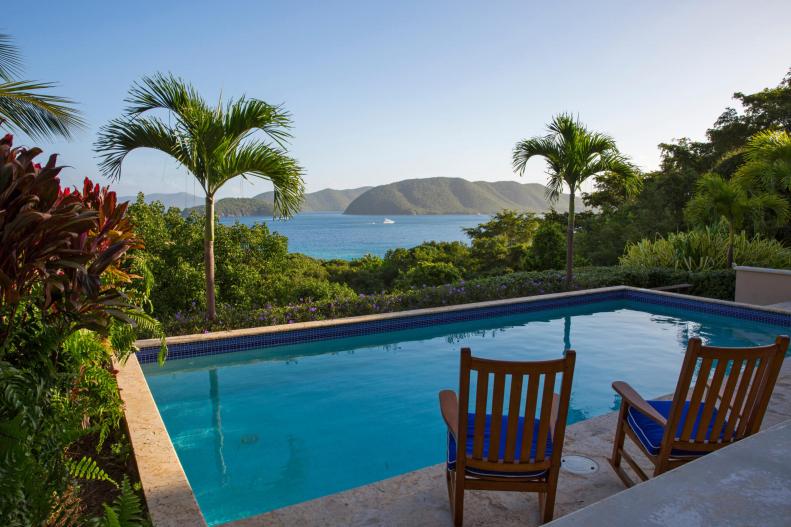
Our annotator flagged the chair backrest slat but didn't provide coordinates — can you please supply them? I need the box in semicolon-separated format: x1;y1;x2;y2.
666;336;788;452
472;369;489;459
737;355;771;437
457;349;576;473
709;358;740;440
520;374;540;462
535;372;556;462
487;372;506;462
722;357;756;441
680;356;713;441
503;374;523;463
695;358;728;442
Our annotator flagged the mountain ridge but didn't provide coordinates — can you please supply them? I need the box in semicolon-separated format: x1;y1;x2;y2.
344;177;585;215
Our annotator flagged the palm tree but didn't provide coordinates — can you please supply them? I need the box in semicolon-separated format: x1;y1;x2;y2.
685;173;789;267
513;114;638;286
732;130;791;192
95;73;304;320
0;33;84;140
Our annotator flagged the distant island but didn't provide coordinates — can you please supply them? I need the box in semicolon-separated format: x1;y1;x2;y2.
344;177;584;215
127;177;585;216
118;192;204;209
178;187;370;216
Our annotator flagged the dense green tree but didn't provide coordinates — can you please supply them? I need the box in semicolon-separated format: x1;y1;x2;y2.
95;73;304;320
394;261;463;289
684;174;788;266
463;210;538;274
525;221;565;270
0;33;84;140
513;114;639;286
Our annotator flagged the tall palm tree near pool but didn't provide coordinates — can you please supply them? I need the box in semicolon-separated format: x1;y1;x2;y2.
513;114;638;287
685;173;788;267
95;73;304;320
0;33;84;140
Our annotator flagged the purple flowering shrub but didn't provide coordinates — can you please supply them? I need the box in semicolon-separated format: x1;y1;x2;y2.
156;267;735;336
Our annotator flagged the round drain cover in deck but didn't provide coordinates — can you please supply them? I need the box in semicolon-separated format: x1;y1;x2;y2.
561;455;598;474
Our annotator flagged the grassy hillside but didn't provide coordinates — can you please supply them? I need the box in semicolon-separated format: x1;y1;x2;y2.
254;187;371;212
119;192;203;209
344;177;585;215
181;187;371;216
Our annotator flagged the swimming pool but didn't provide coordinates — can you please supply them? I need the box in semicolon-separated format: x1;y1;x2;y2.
139;289;791;525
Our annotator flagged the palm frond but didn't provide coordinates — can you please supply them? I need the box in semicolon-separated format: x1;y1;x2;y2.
95;116;191;181
216;142;304;217
124;72;204;117
223;97;293;148
0;33;22;82
0;80;85;140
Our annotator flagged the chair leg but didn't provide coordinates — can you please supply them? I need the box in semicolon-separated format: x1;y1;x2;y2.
539;479;558;524
608;404;638;487
610;403;627;469
452;472;464;526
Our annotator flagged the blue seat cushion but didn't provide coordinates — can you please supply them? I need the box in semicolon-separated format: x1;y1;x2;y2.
627;400;724;458
447;413;552;478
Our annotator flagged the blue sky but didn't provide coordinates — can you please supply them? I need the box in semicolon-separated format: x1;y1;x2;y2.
6;0;791;199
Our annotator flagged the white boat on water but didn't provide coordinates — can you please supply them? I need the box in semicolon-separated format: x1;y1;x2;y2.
383;218;395;224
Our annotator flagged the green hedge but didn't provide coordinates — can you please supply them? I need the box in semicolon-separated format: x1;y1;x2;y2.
157;266;735;336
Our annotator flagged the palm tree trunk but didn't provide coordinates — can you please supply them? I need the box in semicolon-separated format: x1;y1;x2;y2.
727;223;735;268
565;191;575;288
205;194;217;320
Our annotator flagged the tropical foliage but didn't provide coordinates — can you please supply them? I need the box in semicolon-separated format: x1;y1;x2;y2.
684;174;788;266
0;136;153;525
95;73;305;320
0;34;84;140
513;113;639;285
620;226;791;271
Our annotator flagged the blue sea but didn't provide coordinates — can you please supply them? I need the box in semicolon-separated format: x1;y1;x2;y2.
219;212;486;260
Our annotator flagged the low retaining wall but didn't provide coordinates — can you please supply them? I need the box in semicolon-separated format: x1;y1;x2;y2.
734;266;791;306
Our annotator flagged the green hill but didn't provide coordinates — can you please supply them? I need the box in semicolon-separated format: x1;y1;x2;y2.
183;187;371;216
343;177;586;215
253;187;371;212
119;192;203;209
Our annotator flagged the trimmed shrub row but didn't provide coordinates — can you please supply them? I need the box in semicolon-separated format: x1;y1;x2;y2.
156;266;735;337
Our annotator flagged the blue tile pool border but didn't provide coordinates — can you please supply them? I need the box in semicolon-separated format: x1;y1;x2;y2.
136;288;791;364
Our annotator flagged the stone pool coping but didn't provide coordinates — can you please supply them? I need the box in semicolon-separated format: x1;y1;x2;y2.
115;353;207;527
123;286;791;526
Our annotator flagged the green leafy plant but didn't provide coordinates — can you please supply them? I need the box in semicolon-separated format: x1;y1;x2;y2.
620;227;791;270
91;477;148;527
66;456;118;488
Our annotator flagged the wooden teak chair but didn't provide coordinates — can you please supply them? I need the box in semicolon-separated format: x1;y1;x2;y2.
610;335;788;487
439;347;576;526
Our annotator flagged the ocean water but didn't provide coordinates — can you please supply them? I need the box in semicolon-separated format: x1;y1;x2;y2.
219;212;486;259
142;299;789;525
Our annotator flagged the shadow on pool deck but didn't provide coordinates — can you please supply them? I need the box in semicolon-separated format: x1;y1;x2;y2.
221;362;791;527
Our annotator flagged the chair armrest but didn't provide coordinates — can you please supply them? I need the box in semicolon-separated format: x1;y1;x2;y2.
612;381;667;426
439;390;459;439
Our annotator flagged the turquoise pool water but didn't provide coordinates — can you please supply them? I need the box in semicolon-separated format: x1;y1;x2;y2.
142;299;788;525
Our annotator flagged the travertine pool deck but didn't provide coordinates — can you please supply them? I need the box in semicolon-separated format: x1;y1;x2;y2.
220;361;791;527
